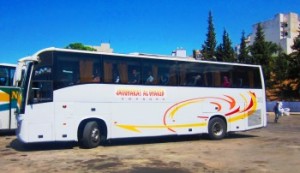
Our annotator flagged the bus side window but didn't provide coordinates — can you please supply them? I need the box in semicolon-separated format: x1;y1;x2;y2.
159;73;169;85
0;77;7;86
191;74;203;86
112;64;120;84
222;75;231;87
92;63;101;83
127;59;141;84
168;65;177;86
129;68;140;84
79;60;94;83
0;67;8;86
118;63;128;84
103;60;122;84
142;63;157;85
103;62;113;83
144;70;154;84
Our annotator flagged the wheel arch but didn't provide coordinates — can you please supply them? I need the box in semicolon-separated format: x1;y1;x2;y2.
77;118;108;142
209;115;227;128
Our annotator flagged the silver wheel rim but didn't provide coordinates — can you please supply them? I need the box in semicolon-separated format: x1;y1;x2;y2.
213;122;223;136
91;128;100;142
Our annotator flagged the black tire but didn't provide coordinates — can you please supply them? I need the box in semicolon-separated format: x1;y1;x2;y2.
208;117;227;140
81;121;101;149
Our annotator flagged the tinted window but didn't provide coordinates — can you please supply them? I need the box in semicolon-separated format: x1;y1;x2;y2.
103;55;141;84
0;66;15;86
0;66;9;86
44;52;263;90
143;59;177;86
9;67;15;86
30;51;53;103
178;62;204;86
200;63;262;89
54;52;102;90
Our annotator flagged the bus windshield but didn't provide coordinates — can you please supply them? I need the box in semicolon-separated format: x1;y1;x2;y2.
0;64;15;86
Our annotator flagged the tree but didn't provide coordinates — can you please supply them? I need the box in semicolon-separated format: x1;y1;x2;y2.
289;27;300;96
65;43;96;51
271;51;290;98
272;52;289;80
291;26;300;52
249;23;267;65
250;23;279;81
238;31;250;63
268;45;300;100
221;29;235;62
215;30;235;62
215;44;223;61
290;27;300;79
202;11;217;60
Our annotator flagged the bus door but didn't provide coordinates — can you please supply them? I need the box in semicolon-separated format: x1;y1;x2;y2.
25;65;55;142
0;66;17;130
0;87;14;130
4;87;19;130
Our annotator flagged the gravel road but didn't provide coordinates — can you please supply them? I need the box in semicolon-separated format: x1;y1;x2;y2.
0;113;299;173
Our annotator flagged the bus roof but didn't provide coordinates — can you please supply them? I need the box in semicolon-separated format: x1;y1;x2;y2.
21;47;262;68
0;63;16;68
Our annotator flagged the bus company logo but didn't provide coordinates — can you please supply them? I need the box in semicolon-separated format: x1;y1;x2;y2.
115;88;165;97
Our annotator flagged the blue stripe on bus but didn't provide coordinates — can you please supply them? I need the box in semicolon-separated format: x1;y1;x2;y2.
0;103;10;112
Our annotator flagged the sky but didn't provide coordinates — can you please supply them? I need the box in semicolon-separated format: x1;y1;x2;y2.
1;0;300;63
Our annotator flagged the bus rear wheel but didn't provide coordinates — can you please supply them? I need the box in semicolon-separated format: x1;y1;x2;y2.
81;121;101;149
208;117;226;140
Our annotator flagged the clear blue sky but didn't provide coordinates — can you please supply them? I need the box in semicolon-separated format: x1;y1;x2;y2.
1;0;300;63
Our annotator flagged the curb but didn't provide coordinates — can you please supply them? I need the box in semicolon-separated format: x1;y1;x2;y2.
267;112;300;115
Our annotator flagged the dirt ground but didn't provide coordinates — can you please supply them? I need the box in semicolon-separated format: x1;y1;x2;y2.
0;113;300;173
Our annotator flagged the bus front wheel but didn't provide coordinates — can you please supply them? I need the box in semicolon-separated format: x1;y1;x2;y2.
81;121;101;149
208;117;227;140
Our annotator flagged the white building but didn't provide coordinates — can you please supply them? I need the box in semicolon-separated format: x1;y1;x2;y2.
171;48;187;57
249;12;300;54
91;43;113;53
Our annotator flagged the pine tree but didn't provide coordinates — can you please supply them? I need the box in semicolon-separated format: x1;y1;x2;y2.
250;23;267;65
202;11;217;60
222;30;235;62
215;44;223;61
215;30;235;62
250;23;279;81
238;31;250;63
289;27;300;79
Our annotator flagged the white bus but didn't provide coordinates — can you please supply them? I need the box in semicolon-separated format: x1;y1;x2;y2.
0;63;19;131
15;47;267;148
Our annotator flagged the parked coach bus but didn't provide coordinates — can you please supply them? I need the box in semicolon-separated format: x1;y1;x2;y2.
0;63;19;131
15;47;267;148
